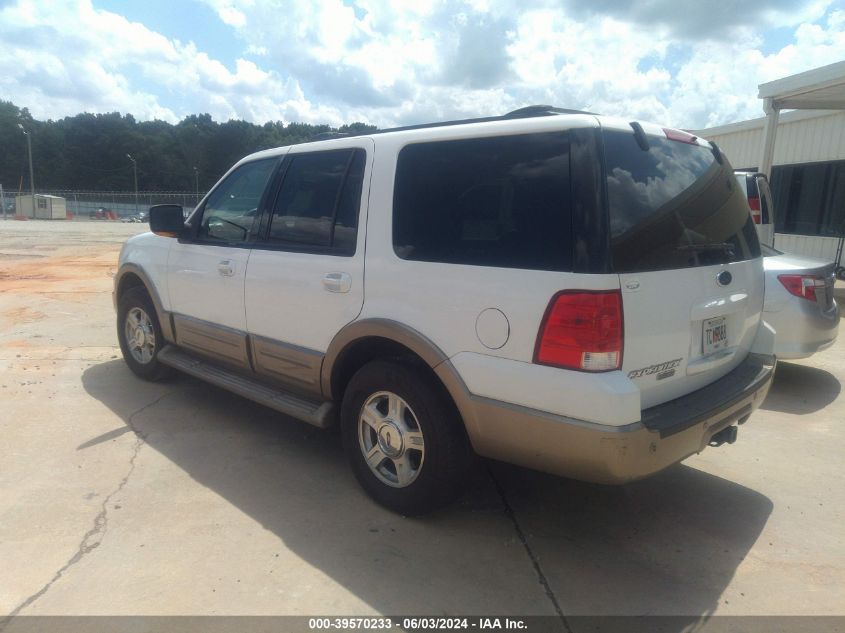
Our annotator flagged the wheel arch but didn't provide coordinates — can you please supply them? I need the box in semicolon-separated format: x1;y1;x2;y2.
114;264;175;343
322;319;479;443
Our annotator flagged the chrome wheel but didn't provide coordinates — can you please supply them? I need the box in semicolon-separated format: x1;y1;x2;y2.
124;307;156;365
358;391;425;488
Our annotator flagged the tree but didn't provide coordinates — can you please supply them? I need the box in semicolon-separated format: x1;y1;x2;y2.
0;102;379;192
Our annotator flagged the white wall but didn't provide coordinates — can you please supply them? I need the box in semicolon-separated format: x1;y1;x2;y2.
692;110;845;169
774;233;844;267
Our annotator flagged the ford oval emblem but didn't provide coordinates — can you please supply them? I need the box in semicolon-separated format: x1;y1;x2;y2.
716;270;732;286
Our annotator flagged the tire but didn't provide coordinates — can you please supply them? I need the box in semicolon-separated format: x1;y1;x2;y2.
117;286;173;381
341;359;472;515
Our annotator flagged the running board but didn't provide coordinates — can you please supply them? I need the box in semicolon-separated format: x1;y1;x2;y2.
157;345;334;428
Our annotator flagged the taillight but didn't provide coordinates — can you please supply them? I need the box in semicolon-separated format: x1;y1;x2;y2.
534;291;623;372
778;274;823;302
748;197;761;224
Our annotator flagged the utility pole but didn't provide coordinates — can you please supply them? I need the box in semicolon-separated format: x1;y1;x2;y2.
126;154;139;217
193;166;199;204
17;124;35;214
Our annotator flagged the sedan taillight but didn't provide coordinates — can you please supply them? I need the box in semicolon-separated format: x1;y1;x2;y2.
778;274;824;302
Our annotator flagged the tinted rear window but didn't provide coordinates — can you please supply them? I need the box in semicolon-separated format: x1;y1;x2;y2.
393;132;571;272
604;130;760;272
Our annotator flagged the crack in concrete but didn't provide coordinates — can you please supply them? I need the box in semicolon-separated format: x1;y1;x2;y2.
486;463;572;633
0;390;177;628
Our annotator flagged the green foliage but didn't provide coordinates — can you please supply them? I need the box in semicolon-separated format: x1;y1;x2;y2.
0;101;378;192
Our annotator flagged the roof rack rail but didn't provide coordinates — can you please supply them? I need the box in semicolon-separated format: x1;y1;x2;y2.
503;105;595;118
303;105;596;143
308;131;350;142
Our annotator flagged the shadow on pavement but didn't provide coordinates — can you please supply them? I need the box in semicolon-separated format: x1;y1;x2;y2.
82;360;773;626
490;461;772;621
761;361;841;414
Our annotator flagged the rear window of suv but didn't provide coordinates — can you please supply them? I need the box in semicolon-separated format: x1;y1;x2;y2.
603;129;760;273
393;132;571;272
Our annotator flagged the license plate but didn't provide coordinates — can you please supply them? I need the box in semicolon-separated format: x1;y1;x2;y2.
703;316;728;355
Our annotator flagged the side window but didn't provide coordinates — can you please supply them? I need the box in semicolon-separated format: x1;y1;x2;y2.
198;158;277;243
268;149;365;255
392;132;572;272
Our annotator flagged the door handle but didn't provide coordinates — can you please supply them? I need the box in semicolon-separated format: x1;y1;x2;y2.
322;272;352;293
217;259;235;277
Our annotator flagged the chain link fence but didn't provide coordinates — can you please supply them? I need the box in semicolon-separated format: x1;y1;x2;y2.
0;189;204;220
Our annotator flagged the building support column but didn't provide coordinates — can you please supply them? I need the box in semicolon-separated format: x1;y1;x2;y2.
758;97;780;178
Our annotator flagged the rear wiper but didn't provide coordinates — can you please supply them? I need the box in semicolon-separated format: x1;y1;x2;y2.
676;242;735;253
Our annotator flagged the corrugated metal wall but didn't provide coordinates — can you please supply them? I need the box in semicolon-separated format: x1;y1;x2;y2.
775;233;844;266
697;111;845;169
695;112;845;267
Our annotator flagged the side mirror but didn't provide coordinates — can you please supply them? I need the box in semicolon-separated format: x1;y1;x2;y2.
149;204;186;237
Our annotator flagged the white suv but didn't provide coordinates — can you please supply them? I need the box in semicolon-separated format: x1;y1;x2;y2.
115;107;776;514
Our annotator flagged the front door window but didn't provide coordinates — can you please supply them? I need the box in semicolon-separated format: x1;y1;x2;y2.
199;158;277;243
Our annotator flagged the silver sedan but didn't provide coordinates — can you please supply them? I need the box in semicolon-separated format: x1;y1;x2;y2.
762;244;840;359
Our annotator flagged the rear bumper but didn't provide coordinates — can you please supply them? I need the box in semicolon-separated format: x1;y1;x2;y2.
455;353;776;484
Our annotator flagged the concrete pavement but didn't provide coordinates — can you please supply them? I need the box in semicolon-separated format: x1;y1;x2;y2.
1;221;843;626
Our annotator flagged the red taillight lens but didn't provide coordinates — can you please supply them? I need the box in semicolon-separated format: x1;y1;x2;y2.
534;291;623;372
748;197;762;224
778;274;823;302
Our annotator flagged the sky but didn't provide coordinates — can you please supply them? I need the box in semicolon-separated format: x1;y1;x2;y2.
0;0;844;130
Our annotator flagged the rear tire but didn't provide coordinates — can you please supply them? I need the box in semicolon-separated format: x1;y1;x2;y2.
117;286;173;382
341;359;471;515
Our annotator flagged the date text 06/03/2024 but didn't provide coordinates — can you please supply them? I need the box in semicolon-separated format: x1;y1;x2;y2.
307;617;528;630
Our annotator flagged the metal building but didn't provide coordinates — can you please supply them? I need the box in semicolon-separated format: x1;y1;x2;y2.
692;61;845;267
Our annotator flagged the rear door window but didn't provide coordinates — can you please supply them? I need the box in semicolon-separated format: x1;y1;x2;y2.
604;130;760;272
393;132;571;272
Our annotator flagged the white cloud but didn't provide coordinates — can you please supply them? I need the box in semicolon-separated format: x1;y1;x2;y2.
203;0;251;28
670;9;845;128
0;0;843;130
0;0;342;125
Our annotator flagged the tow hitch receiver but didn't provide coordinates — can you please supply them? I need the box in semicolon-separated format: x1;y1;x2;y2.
709;425;738;447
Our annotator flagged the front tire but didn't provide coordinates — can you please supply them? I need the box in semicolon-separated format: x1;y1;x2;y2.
117;286;172;381
341;359;471;515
